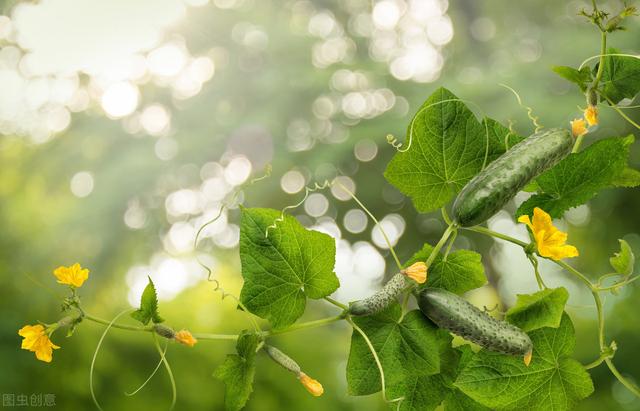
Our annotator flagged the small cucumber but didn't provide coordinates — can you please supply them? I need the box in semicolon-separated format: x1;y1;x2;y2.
349;273;407;316
417;288;532;361
452;128;573;227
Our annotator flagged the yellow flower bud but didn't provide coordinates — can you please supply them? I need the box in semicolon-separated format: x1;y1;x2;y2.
524;349;533;366
584;105;598;126
402;262;427;284
175;330;197;347
570;118;587;138
298;372;323;397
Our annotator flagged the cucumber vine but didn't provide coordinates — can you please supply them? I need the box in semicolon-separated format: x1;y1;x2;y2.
17;2;640;410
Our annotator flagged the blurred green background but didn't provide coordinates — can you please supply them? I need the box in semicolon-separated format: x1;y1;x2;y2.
1;0;639;409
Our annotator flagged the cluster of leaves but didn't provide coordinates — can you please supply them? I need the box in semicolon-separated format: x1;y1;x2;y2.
205;80;640;409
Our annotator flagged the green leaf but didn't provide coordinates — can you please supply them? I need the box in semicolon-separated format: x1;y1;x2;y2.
505;287;568;332
455;313;594;410
384;87;523;213
611;167;640;187
443;346;491;411
389;338;489;411
406;243;486;295
517;135;634;218
346;304;441;396
239;208;339;329
130;276;163;325
600;48;640;104
213;331;260;411
552;66;592;92
610;239;635;276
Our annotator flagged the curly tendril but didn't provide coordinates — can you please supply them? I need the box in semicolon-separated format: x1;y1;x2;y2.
265;179;332;237
499;83;544;133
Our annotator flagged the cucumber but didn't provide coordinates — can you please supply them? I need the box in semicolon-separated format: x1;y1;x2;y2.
348;273;407;316
452;128;573;227
417;288;532;360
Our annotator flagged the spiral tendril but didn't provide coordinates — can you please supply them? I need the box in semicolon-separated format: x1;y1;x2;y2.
499;83;544;133
265;179;332;237
192;165;272;332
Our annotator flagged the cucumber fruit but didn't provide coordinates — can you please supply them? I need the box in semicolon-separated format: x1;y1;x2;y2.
417;288;532;361
452;128;573;227
348;273;407;316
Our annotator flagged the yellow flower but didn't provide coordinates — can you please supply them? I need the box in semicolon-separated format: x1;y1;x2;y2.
402;262;427;284
298;372;323;397
175;330;197;347
584;105;598;126
53;263;89;288
570;118;587;138
18;324;60;363
518;207;579;260
524;349;533;366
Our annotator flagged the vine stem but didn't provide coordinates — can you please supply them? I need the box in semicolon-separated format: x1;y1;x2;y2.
573;26;607;154
424;223;456;270
84;312;345;341
467;225;640;398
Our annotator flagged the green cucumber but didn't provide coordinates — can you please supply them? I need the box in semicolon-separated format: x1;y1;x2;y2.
417;288;532;359
264;345;301;375
348;273;407;316
452;128;573;227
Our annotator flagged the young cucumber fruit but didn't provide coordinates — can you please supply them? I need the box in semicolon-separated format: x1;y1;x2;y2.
417;288;533;364
452;128;573;227
348;273;407;316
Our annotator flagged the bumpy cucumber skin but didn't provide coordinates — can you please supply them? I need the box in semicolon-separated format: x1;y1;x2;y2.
452;128;573;227
349;273;406;316
265;345;301;375
418;288;532;356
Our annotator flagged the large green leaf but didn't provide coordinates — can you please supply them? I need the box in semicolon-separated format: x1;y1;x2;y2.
346;304;441;396
506;287;568;332
517;136;634;218
406;243;486;295
455;313;593;410
384;87;523;213
600;48;640;104
130;276;163;325
213;331;260;411
239;208;339;328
